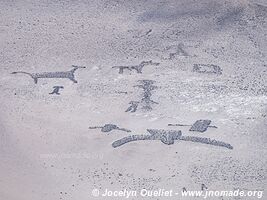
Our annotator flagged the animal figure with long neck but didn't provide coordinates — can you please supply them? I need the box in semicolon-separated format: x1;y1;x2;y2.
112;60;160;74
11;65;85;84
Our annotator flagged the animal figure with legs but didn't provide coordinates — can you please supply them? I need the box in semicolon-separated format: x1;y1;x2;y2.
112;60;159;74
11;65;85;84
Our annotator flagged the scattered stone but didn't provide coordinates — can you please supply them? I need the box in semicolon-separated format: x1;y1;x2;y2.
216;7;244;27
145;29;152;35
201;184;208;191
89;124;131;133
116;91;128;94
193;64;222;75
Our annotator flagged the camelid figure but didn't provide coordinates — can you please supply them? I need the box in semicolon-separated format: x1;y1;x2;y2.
11;65;85;84
112;60;159;74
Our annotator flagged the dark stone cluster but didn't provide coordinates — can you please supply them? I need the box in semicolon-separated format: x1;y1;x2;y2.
193;64;222;75
112;60;159;74
112;129;233;150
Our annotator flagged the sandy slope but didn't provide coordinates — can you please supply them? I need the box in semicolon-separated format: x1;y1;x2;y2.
0;0;266;199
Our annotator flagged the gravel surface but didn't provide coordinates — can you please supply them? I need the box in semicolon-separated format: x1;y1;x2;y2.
0;0;266;199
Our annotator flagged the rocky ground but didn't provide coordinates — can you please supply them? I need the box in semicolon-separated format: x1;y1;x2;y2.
0;0;266;199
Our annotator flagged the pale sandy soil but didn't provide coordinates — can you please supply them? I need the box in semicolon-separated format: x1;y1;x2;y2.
0;0;266;200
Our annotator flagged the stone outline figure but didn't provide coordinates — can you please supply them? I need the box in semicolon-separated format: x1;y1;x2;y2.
193;64;222;75
168;120;218;133
89;124;131;133
134;80;158;111
126;80;158;113
11;65;86;84
49;86;64;95
125;101;139;113
112;129;233;149
112;60;160;74
168;43;189;59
